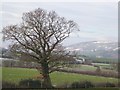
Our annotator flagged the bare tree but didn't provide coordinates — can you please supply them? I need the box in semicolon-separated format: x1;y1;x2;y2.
2;8;79;88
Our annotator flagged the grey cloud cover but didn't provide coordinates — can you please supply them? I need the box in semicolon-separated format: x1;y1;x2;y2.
1;2;118;46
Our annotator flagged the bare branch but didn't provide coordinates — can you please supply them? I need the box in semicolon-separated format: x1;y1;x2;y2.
2;8;79;75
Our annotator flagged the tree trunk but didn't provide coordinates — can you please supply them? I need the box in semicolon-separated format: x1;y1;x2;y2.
41;60;52;88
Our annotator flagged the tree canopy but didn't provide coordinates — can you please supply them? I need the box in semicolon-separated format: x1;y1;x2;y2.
2;8;79;88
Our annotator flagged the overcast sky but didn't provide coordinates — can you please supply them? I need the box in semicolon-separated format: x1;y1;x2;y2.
0;2;118;47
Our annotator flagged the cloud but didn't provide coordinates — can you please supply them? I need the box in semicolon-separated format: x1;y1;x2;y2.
1;11;21;18
1;2;118;47
1;11;22;29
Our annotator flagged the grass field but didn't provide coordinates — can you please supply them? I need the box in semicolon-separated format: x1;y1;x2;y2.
2;67;39;84
55;88;119;90
50;72;118;86
2;67;118;86
66;64;117;74
93;58;118;63
69;64;97;71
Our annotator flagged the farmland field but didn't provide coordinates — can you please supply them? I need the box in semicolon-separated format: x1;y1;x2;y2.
92;58;118;64
65;64;117;74
51;88;119;90
2;67;39;84
50;72;118;86
68;64;97;71
2;67;118;86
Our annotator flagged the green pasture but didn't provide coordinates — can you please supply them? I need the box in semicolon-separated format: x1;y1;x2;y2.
2;67;118;86
67;64;117;73
93;58;118;63
69;64;97;71
2;67;39;84
50;72;118;86
58;88;119;90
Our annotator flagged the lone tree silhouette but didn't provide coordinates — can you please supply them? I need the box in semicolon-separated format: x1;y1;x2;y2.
2;8;79;88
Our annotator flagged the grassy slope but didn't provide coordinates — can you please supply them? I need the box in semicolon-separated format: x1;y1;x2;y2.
69;65;97;71
0;67;1;81
50;72;118;86
2;67;39;84
61;88;119;90
2;67;118;86
93;58;118;63
66;64;117;74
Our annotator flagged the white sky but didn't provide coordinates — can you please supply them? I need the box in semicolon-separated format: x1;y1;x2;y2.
0;1;118;47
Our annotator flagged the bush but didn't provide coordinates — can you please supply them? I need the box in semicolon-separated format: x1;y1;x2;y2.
105;82;116;87
71;82;81;88
95;82;116;87
95;66;101;73
70;81;94;88
19;79;44;88
58;82;70;88
2;81;17;88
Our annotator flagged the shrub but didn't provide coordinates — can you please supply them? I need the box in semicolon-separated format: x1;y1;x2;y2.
2;81;17;88
70;81;94;88
19;79;44;88
71;82;81;88
95;66;101;73
105;82;116;87
95;82;116;87
58;82;70;88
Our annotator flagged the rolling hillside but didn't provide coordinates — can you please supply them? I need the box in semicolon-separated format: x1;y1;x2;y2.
66;41;119;59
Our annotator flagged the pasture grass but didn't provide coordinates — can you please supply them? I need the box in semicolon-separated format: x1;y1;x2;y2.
59;88;119;90
93;58;118;63
70;64;97;71
50;71;118;86
2;67;39;84
2;67;118;86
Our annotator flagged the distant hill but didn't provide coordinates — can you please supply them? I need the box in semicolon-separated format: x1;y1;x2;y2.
0;47;13;58
66;41;119;59
0;40;119;59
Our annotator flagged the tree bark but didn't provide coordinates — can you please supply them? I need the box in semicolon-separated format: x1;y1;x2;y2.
41;60;52;88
